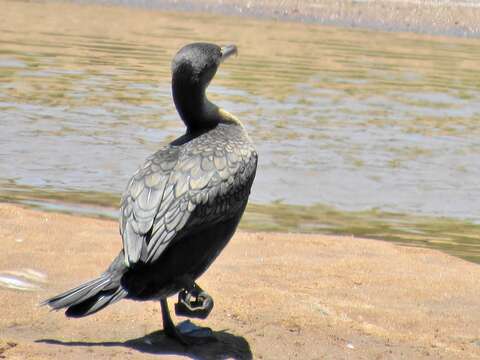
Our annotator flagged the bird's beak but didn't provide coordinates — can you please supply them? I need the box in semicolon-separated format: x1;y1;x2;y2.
220;44;238;63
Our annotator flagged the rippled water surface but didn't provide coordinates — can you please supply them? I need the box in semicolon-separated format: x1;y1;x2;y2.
1;1;479;262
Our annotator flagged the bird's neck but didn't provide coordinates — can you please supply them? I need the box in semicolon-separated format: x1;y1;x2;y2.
172;81;242;132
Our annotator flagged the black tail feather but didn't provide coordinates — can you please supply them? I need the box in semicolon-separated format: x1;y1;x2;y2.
65;286;127;317
42;273;127;317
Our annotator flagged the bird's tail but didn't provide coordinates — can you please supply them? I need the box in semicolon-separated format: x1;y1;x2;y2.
42;254;128;317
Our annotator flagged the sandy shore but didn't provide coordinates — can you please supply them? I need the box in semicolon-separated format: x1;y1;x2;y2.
75;0;480;37
0;203;479;359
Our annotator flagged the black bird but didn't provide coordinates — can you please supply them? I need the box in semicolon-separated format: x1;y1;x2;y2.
43;42;258;345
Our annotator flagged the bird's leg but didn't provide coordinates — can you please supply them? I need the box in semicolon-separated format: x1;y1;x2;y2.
161;299;185;343
174;277;214;319
160;298;215;345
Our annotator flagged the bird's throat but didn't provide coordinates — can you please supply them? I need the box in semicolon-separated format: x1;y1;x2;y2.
172;82;241;131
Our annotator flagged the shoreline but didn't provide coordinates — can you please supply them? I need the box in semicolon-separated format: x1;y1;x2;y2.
0;203;479;359
71;0;480;37
2;188;480;265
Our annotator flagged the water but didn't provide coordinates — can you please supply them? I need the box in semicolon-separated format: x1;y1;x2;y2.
0;0;479;262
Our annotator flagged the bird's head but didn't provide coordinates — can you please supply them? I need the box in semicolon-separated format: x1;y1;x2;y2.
171;42;237;90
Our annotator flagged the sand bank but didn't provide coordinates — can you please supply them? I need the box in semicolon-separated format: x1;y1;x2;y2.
0;203;479;359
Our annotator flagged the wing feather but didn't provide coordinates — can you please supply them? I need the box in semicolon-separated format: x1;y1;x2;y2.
120;147;177;266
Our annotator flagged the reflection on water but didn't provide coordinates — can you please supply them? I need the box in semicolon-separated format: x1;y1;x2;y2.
0;1;479;261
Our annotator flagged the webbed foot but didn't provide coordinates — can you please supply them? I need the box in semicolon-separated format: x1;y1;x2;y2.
175;320;216;345
175;288;214;319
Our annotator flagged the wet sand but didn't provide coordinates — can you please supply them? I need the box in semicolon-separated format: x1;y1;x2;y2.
0;203;479;359
75;0;480;37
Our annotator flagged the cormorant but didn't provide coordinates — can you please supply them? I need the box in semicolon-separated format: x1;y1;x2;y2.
42;42;258;345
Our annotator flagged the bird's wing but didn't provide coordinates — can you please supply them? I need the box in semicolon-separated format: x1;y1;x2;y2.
119;145;179;266
120;138;257;267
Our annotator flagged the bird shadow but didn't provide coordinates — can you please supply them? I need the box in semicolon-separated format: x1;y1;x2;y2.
36;328;252;360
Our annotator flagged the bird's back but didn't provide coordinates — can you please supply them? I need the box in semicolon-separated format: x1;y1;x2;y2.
119;122;257;268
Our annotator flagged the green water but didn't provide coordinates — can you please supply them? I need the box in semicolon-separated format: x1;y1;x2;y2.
0;0;479;263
